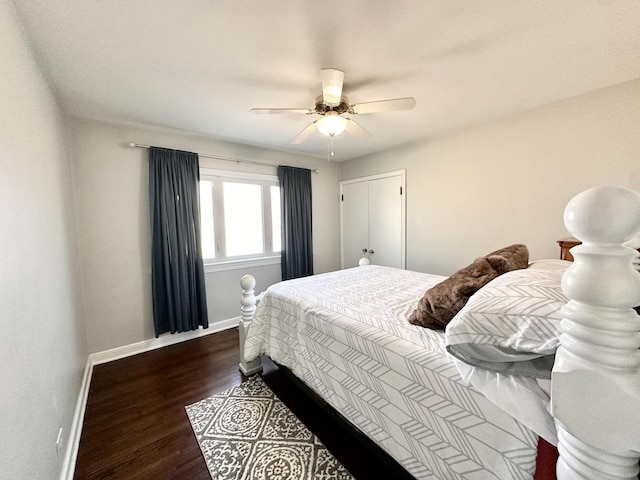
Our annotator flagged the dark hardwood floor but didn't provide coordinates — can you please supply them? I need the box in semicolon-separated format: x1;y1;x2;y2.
74;328;413;480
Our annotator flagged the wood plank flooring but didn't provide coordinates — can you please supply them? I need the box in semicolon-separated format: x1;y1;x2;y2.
74;328;413;480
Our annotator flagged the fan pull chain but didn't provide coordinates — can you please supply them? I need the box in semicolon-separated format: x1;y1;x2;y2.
328;133;335;161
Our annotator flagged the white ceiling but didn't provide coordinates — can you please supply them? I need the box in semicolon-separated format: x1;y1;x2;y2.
13;0;640;161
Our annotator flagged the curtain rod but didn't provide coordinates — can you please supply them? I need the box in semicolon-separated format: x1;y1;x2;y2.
127;142;319;173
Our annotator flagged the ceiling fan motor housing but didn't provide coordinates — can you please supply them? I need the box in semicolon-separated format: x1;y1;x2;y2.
314;95;350;115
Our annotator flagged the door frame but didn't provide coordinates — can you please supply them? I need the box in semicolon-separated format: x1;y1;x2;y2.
340;169;406;269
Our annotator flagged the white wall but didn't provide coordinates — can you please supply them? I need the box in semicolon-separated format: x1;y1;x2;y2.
69;118;342;354
0;2;87;479
342;79;640;275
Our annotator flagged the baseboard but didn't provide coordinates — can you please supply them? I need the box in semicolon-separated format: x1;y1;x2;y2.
59;317;240;480
91;317;240;365
59;355;93;480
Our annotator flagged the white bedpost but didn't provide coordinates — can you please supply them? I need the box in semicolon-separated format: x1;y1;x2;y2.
552;186;640;479
238;274;263;375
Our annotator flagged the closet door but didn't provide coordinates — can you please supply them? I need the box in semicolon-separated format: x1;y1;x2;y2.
341;180;369;269
340;170;405;269
368;175;403;269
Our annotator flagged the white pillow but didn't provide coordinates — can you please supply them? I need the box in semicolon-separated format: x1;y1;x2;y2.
445;260;571;378
526;258;572;271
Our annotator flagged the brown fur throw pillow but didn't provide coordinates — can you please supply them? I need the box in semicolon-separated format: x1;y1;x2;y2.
408;244;529;330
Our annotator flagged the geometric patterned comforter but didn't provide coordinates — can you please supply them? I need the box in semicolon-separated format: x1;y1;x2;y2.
244;265;538;480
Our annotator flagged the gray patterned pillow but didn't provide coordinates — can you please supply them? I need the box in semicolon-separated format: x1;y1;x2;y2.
445;260;571;378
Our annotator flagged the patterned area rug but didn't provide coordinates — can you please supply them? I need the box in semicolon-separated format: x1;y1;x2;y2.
186;375;354;480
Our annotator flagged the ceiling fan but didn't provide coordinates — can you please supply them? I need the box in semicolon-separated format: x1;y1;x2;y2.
250;69;416;149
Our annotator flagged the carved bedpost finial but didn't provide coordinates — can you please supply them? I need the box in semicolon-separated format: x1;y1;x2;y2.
553;186;640;479
240;274;257;319
238;275;262;376
564;186;640;246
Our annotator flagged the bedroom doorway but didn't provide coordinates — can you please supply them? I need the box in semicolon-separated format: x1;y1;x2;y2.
340;170;406;269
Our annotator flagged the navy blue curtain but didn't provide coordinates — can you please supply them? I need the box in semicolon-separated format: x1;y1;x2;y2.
149;147;209;336
278;166;313;280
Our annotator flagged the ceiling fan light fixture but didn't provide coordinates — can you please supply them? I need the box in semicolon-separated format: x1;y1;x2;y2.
252;69;415;146
316;114;347;137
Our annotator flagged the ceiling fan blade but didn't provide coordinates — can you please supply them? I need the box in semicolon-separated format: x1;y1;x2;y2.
250;108;313;114
350;97;416;114
320;68;344;107
291;121;318;144
345;118;371;139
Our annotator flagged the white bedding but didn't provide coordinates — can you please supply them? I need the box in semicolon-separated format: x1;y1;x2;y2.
244;265;544;479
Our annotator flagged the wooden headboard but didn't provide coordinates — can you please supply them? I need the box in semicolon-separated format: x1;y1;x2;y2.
558;236;640;262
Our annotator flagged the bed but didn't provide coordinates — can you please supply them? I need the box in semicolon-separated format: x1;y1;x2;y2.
238;186;640;479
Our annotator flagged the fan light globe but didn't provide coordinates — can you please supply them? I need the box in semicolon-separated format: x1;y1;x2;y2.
317;115;347;137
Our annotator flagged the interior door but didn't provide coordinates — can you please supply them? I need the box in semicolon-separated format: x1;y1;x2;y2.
341;181;369;268
368;175;403;268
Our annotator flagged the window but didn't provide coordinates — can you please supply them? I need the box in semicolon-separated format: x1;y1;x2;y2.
199;169;281;267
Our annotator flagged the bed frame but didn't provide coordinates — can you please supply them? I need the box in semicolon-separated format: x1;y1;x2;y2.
238;186;640;479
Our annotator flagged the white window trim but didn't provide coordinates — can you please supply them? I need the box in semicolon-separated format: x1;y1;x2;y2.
200;168;281;273
203;255;280;274
201;168;277;183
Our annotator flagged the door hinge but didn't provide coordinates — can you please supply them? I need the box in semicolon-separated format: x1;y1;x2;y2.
400;186;403;195
341;194;344;201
